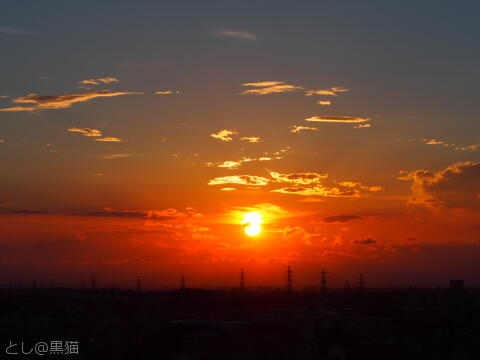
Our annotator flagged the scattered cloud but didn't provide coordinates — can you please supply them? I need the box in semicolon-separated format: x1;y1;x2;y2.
95;137;123;142
272;186;360;197
206;148;288;169
318;100;331;106
154;90;180;95
354;123;371;129
67;127;102;137
208;175;270;186
305;87;350;96
213;29;257;41
78;77;119;86
306;116;370;123
210;129;238;142
240;136;261;143
290;125;318;133
241;81;304;95
270;171;328;185
97;153;140;160
323;215;362;223
0;91;142;112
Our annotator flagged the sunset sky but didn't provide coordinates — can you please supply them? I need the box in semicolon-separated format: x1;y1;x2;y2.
1;0;479;289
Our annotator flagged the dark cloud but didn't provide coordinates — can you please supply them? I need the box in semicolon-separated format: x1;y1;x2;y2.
323;215;362;223
0;209;50;215
400;161;480;209
352;237;377;245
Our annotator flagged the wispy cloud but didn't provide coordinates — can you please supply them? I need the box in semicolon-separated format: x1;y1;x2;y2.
208;175;270;186
95;137;123;142
68;128;123;142
317;100;331;106
78;77;119;86
97;153;140;160
0;27;30;35
0;91;142;112
154;90;180;95
67;127;102;137
289;125;318;133
305;87;350;96
323;215;362;223
213;29;257;41
210;129;238;142
354;123;372;129
240;136;261;143
306;116;370;123
241;81;303;95
270;171;328;185
206;148;289;169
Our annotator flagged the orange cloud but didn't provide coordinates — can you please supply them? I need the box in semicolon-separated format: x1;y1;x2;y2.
305;87;350;96
210;129;238;142
208;175;270;186
78;77;119;86
270;171;328;185
67;127;102;137
289;125;318;133
241;81;304;95
0;91;142;112
317;100;331;106
354;123;372;129
95;137;123;142
155;90;180;95
306;116;370;123
240;136;261;143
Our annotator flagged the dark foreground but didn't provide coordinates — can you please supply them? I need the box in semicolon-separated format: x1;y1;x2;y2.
0;283;478;359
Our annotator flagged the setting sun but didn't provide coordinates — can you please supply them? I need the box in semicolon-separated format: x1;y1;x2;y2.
242;212;263;236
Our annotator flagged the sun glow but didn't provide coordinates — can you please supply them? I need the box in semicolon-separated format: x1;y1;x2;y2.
242;212;263;236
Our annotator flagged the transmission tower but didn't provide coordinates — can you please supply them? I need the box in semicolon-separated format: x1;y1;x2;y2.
286;265;294;293
358;273;365;292
136;276;142;293
320;269;328;295
240;269;245;290
344;280;351;292
180;274;186;291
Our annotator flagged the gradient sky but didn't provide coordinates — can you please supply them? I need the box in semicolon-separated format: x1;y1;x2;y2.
1;0;479;289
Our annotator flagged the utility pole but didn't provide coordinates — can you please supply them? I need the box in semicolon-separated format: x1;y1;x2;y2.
240;269;245;290
286;265;294;293
320;269;328;295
